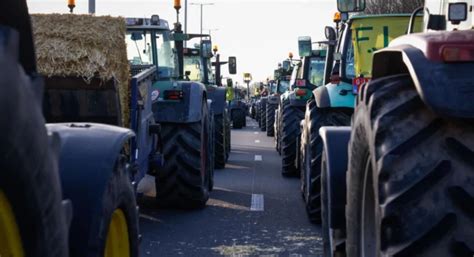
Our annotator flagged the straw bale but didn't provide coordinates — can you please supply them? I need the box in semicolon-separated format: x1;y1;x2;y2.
31;14;130;127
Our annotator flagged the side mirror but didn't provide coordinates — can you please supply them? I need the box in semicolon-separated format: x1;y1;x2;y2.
228;57;237;75
201;40;213;58
298;36;312;57
131;32;143;41
337;0;365;13
282;60;291;71
448;2;468;25
324;26;336;41
274;69;281;79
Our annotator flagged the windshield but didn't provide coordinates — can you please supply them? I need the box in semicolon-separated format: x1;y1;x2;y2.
345;33;355;79
156;30;178;79
308;57;325;87
184;55;202;81
126;31;153;65
126;29;178;79
269;82;277;94
279;80;290;93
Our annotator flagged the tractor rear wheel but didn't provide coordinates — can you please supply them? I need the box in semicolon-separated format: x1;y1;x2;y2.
266;102;276;137
346;74;474;257
156;101;211;209
301;100;352;223
232;109;245;129
225;110;231;161
214;114;226;169
281;104;305;176
260;101;267;132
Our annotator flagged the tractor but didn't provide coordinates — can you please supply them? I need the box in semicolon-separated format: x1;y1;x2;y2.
319;0;474;256
227;79;248;129
1;1;147;256
274;61;293;155
126;2;214;208
265;79;279;137
183;45;237;168
300;10;421;224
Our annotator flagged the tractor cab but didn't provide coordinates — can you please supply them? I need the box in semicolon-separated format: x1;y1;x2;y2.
125;16;178;80
183;46;214;84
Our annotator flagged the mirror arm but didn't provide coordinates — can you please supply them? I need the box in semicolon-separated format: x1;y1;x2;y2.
408;6;425;34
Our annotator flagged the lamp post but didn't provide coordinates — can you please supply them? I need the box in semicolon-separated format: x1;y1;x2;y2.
190;2;214;35
89;0;95;14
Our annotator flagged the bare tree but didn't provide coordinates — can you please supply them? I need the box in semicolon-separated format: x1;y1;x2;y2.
364;0;424;14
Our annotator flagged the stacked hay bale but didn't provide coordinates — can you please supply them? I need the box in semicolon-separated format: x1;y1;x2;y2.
31;14;130;127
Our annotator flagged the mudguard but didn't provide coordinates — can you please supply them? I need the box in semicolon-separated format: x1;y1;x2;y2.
152;80;206;123
313;82;355;109
372;31;474;118
319;126;351;230
267;95;279;105
207;86;226;115
46;123;134;255
287;92;308;108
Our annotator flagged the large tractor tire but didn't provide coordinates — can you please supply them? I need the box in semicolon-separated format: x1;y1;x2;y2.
214;114;226;169
232;108;245;129
225;110;231;161
156;101;211;209
260;102;267;132
321;150;346;257
0;52;69;257
98;157;139;257
346;74;474;257
301;100;352;223
281;104;305;176
266;102;276;137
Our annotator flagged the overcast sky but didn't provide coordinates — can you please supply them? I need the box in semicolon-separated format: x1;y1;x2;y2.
27;0;337;83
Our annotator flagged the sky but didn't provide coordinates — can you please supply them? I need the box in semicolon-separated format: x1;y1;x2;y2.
27;0;338;83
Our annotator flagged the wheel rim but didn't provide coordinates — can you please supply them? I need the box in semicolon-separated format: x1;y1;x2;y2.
104;209;130;257
0;190;24;257
361;156;377;257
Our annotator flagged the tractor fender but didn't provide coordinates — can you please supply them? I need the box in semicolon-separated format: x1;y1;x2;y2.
267;95;279;105
313;82;355;109
153;81;206;123
372;32;474;118
46;122;134;254
319;126;351;230
207;86;226;115
287;92;308;108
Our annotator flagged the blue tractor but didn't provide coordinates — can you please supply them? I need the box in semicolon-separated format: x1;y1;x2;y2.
126;9;214;208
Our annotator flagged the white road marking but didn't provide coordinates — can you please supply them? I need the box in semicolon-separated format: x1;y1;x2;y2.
250;194;264;211
255;140;260;143
254;132;259;135
254;155;262;161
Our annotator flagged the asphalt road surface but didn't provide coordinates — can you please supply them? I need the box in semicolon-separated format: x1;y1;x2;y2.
138;117;323;257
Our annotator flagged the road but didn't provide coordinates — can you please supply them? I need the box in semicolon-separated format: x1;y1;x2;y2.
138;117;323;257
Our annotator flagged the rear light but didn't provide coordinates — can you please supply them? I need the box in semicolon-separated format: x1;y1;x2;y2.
164;90;183;100
330;74;341;84
296;89;307;96
295;79;306;87
441;45;474;62
352;76;371;94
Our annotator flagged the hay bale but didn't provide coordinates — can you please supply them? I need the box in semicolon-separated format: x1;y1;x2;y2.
31;14;130;127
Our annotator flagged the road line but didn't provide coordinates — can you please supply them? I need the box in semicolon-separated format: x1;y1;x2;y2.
254;132;259;135
254;155;262;161
255;140;260;143
250;194;264;211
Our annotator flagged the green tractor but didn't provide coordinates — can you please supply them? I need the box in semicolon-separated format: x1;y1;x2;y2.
126;5;214;208
300;10;421;223
276;49;325;177
274;61;292;154
265;79;279;137
319;0;474;256
182;45;237;169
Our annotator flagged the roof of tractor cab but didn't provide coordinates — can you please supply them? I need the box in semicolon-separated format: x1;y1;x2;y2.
349;13;412;20
126;17;170;31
